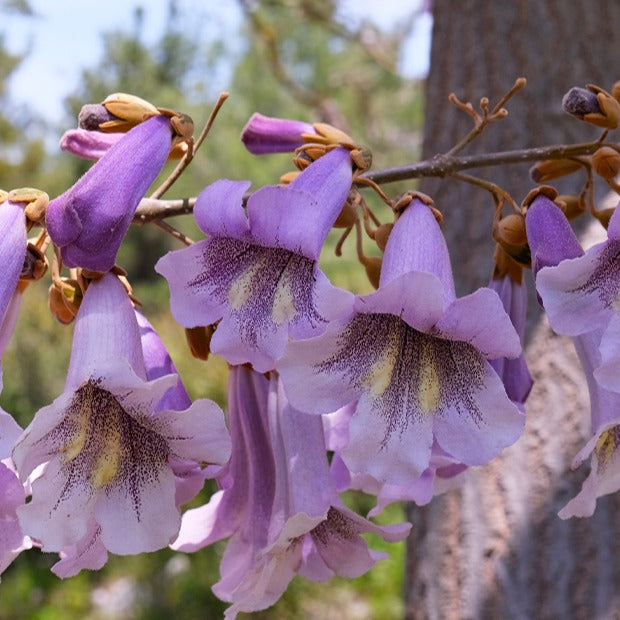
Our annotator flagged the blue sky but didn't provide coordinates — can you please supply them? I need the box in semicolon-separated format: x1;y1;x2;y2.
4;0;431;127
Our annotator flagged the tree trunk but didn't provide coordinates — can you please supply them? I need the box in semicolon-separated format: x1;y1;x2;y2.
405;2;620;618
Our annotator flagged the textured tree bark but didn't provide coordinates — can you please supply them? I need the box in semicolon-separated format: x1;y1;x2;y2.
404;2;620;618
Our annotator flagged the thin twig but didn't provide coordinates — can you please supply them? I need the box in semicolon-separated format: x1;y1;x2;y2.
150;92;230;200
133;139;617;221
151;219;194;246
444;77;527;157
450;171;520;213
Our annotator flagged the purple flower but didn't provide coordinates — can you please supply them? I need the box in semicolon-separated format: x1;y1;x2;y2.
0;404;31;574
488;271;533;406
241;113;315;154
526;196;620;517
323;405;467;513
156;148;354;372
13;273;230;556
530;197;620;392
279;198;524;486
173;366;409;617
0;197;27;341
60;129;124;160
46;115;173;272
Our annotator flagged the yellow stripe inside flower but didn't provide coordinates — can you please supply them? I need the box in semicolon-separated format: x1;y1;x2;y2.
228;262;263;309
595;427;619;467
272;280;296;324
364;330;399;397
417;340;441;413
91;425;122;488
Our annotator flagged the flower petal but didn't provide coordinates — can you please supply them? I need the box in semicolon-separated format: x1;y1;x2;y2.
193;179;252;239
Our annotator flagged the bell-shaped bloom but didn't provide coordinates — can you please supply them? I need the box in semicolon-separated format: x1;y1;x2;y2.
323;405;467;514
13;273;231;557
173;366;409;618
532;198;620;393
50;308;217;578
279;198;524;487
46;115;173;272
241;113;315;154
156;148;354;372
526;196;620;517
487;270;533;407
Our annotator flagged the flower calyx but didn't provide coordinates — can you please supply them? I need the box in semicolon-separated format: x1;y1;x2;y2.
591;146;620;180
157;107;195;157
530;158;583;183
99;93;160;132
7;187;49;228
20;242;48;286
184;324;216;361
296;122;372;174
562;83;620;129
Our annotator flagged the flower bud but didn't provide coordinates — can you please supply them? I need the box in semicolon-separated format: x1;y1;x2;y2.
495;214;527;247
241;113;315;154
100;93;159;132
78;104;117;131
592;146;620;180
612;81;620;103
530;159;581;183
562;87;601;118
555;194;585;220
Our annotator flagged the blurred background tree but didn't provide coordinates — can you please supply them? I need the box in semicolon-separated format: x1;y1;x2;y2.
0;1;425;617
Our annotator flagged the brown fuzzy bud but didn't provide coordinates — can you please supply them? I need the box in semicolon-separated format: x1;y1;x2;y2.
49;280;82;324
333;201;357;229
555;194;585;220
530;159;582;183
78;104;118;131
612;81;620;103
562;87;601;118
495;214;527;247
185;325;215;361
374;223;393;252
592;146;620;180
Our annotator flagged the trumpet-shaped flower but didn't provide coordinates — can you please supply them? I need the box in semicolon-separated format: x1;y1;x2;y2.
46;115;173;272
279;198;524;486
532;198;620;393
156;148;354;372
173;366;409;618
526;195;620;517
13;274;230;556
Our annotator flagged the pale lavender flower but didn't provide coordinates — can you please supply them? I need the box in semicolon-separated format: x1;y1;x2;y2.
488;272;533;407
13;274;230;556
526;195;620;517
46;115;173;272
0;403;31;574
279;198;524;487
156;148;354;372
532;198;620;393
323;405;467;514
241;113;315;154
60;129;124;160
173;366;409;618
